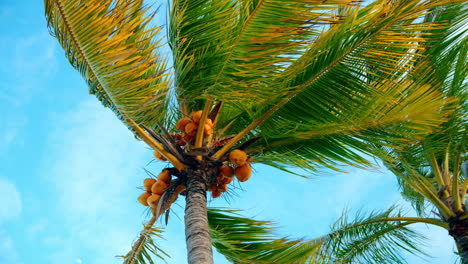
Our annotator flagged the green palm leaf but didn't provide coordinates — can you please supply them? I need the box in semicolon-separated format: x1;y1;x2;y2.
169;0;357;111
375;2;467;216
208;207;439;264
44;0;171;129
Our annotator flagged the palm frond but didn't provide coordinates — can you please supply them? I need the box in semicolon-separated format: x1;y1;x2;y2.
209;0;464;172
119;224;169;264
208;207;433;264
169;0;357;111
374;2;467;215
45;0;171;132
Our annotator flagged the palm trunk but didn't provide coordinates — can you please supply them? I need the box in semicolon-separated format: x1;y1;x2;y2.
184;168;213;264
449;217;468;263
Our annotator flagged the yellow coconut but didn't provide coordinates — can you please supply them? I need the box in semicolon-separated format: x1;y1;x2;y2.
137;192;151;206
151;180;168;195
235;163;252;182
229;149;247;167
204;123;213;137
147;194;161;208
205;118;213;127
143;178;157;192
185;122;198;136
158;169;172;183
176;117;191;131
190;110;203;124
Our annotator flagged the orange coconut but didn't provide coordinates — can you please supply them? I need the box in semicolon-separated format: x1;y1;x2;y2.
190;110;203;124
204;123;213;136
208;184;217;192
137;192;151;206
219;166;234;177
176;117;191;131
212;189;221;198
158;169;172;183
205;118;213;127
229;149;247;167
185;122;198;136
147;194;161;208
235;163;252;182
218;183;228;193
219;176;232;185
143;178;157;192
153;150;167;161
151;180;168;195
183;133;193;143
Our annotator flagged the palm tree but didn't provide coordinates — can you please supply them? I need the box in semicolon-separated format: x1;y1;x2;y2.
44;0;464;263
369;3;468;262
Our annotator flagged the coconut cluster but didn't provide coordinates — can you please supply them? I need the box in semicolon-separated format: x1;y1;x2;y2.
137;169;186;215
174;110;214;146
209;149;252;199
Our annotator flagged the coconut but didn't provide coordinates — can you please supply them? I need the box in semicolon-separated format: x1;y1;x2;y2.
219;176;232;185
212;189;221;198
153;150;167;161
185;122;198;136
158;169;172;183
147;194;161;208
183;133;193;143
229;149;247;167
205;118;213;127
219;166;234;177
204;123;213;136
190;110;203;124
208;184;217;192
143;178;156;192
137;192;151;206
176;117;191;131
151;180;168;195
235;163;252;182
218;183;228;193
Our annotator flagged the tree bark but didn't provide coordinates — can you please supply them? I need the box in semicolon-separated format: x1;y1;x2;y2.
184;168;213;264
449;217;468;263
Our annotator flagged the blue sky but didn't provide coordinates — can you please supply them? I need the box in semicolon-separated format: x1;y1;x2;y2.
0;1;459;264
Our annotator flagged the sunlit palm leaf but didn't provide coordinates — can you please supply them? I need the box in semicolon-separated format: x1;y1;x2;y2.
375;3;467;215
169;0;357;111
44;0;171;130
204;0;462;173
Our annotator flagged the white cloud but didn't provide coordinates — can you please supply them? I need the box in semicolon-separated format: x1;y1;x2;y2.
0;178;22;222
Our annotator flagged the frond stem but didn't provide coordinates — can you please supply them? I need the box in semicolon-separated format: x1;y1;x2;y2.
430;156;448;195
128;119;188;171
410;174;454;218
195;99;212;160
212;98;283;160
125;215;157;264
453;149;462;212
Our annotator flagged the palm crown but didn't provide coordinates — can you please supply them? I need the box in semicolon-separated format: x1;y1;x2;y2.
44;0;465;263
